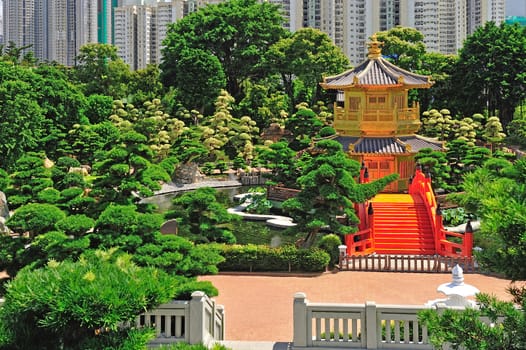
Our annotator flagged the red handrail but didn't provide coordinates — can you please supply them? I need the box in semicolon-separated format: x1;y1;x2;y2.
408;168;472;257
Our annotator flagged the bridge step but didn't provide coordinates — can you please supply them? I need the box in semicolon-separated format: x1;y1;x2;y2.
370;194;435;255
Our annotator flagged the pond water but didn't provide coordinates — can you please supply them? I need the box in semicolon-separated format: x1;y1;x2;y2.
140;186;253;213
140;185;296;246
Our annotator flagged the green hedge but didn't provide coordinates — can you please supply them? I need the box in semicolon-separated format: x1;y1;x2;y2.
215;244;330;272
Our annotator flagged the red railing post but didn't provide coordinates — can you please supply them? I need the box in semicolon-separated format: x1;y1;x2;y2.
464;220;473;258
435;204;444;254
368;203;375;251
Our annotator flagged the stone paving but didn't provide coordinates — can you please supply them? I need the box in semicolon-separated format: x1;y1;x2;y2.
199;271;516;342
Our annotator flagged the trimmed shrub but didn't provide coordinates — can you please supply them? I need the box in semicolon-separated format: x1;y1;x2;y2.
317;234;342;267
216;244;329;272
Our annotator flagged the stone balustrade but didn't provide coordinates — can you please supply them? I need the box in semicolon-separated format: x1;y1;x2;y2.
293;292;450;350
138;291;224;347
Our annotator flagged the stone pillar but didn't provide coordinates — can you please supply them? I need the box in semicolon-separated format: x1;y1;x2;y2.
293;292;308;347
189;291;206;344
365;301;378;349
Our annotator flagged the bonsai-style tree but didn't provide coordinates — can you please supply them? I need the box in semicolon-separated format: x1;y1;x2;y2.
165;187;239;244
282;139;398;247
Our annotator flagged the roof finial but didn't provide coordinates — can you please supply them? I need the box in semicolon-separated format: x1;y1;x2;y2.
368;33;383;59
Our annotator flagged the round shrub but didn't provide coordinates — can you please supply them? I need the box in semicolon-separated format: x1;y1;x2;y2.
318;126;336;138
37;188;61;204
55;214;95;237
7;203;66;237
317;234;342;267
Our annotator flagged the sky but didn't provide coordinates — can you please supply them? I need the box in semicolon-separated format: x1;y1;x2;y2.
507;0;526;16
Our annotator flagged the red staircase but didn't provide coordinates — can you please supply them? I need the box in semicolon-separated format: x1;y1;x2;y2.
371;194;436;255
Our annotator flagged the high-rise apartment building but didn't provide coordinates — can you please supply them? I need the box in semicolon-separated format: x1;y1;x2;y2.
114;0;185;70
3;0;97;65
2;0;506;69
3;0;35;57
268;0;303;32
297;0;504;65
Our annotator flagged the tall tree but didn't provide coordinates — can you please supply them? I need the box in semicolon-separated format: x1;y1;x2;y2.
73;43;131;98
161;48;226;112
450;22;526;127
375;26;426;71
265;28;350;109
160;0;286;100
283;140;398;247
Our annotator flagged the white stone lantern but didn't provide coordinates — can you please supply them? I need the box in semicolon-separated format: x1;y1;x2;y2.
427;264;480;307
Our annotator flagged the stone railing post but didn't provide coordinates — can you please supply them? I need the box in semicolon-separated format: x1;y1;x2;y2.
216;304;225;340
365;301;378;349
293;292;308;347
189;291;206;345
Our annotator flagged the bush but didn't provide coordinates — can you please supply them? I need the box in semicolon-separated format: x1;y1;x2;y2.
216;244;329;272
0;250;177;349
173;278;219;300
55;214;95;237
6;203;66;237
318;126;336;138
316;234;342;267
37;188;61;204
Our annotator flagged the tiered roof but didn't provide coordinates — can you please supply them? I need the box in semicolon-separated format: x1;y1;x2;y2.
320;35;433;90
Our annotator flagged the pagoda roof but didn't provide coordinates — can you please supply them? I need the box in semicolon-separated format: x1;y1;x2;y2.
335;135;443;154
320;35;433;89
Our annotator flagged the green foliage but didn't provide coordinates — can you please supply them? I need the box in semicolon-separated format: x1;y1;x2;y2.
63;122;120;165
91;130;171;210
163;47;226;111
161;0;286;100
173;278;218;300
375;26;426;71
0;250;177;350
36;188;61;204
316;234;342;267
285;106;324;150
451;159;526;279
161;343;230;350
216;244;330;272
419;293;526;350
415;148;452;192
55;214;95;237
265;28;350;108
166;187;239;244
239;188;272;214
257;141;302;188
6;203;66;238
283;139;398;247
5;152;51;208
84;94;114;124
73;43;131;98
451;22;526;127
441;207;472;227
0;169;9;191
92;204;163;251
133;234;224;277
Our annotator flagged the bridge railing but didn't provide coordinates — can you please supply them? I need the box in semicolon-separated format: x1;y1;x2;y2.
408;167;472;258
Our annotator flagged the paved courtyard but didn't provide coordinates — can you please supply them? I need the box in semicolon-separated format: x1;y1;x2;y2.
199;271;516;342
